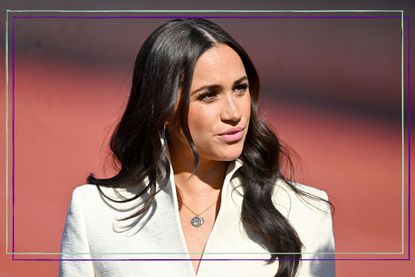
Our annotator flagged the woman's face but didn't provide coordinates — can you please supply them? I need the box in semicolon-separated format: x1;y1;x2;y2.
169;44;251;162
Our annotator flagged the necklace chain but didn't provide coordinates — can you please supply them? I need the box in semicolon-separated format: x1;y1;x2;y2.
179;200;217;216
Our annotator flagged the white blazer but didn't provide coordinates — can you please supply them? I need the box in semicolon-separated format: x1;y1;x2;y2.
60;160;335;277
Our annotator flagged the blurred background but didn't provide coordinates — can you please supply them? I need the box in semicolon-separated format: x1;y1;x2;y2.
0;0;414;276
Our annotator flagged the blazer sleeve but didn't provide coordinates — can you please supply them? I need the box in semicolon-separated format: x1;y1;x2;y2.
274;181;336;277
59;187;95;277
299;190;336;277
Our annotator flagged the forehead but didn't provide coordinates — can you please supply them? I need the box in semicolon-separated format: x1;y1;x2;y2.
191;44;247;87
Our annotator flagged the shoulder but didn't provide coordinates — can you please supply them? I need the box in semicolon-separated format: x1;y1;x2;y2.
67;184;106;211
275;179;329;200
67;184;119;218
273;179;330;213
273;179;335;247
272;179;334;240
70;183;142;202
68;184;99;204
66;184;107;220
67;183;150;225
71;183;99;195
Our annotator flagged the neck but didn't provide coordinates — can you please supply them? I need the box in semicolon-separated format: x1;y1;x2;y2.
174;159;228;196
169;150;228;199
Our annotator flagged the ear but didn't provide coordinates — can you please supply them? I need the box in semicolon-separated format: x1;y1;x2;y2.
164;120;173;129
164;121;176;135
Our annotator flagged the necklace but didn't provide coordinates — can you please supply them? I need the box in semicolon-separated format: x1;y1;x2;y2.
179;200;217;228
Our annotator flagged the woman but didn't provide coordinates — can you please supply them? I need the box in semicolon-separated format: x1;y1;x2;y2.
60;18;335;277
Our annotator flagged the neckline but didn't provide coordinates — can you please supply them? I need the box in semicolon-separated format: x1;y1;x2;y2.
167;159;242;276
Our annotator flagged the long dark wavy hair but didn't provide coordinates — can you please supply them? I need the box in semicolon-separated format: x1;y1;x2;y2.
88;18;307;277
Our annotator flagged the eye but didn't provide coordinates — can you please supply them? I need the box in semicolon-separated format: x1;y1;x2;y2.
197;91;217;103
234;83;249;94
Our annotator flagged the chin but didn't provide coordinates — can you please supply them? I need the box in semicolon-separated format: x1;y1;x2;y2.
213;147;244;161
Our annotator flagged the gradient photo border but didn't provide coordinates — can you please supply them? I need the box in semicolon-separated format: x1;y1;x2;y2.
4;9;411;262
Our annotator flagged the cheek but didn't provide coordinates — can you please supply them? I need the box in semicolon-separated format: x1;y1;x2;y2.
243;95;252;119
187;105;218;139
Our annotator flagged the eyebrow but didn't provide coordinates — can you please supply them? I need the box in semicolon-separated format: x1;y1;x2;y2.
190;76;248;96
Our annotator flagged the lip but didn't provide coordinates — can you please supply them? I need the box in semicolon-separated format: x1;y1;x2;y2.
217;127;245;142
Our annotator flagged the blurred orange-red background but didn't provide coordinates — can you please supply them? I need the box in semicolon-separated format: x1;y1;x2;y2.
1;1;415;276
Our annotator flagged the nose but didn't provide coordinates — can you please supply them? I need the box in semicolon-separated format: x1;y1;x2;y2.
221;94;242;125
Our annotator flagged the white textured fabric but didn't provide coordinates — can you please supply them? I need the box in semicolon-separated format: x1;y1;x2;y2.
60;160;335;277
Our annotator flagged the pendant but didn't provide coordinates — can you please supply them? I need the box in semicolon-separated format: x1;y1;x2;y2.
191;216;204;227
